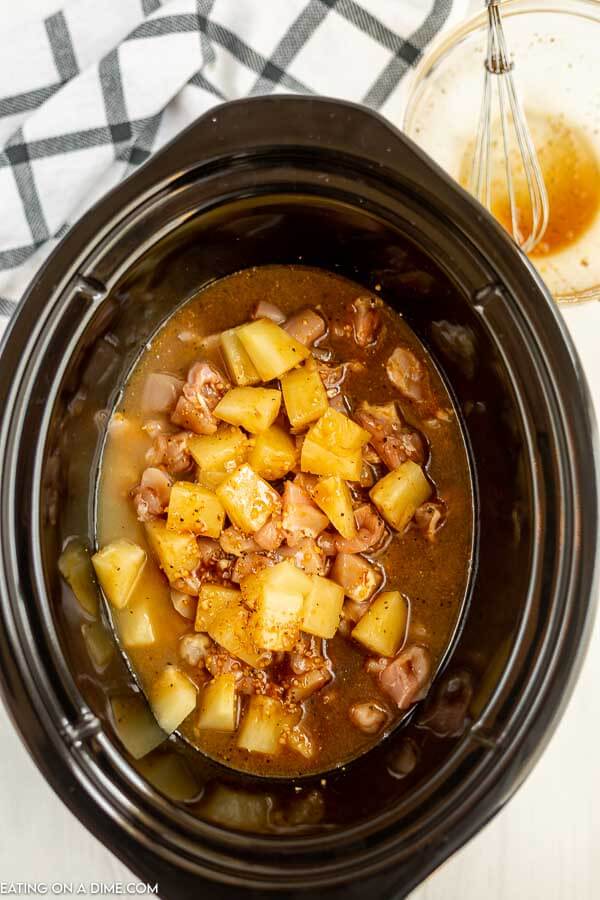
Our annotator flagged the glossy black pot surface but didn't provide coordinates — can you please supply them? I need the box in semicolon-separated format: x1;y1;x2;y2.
0;97;597;899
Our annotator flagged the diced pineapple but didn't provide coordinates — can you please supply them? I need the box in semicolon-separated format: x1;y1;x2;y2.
330;552;382;603
301;408;370;481
197;674;239;732
196;470;228;491
58;538;99;616
309;407;370;453
136;752;199;802
92;539;146;610
243;561;312;651
81;622;114;669
252;586;305;651
237;695;297;755
302;575;345;638
268;560;313;594
115;598;156;648
214;387;281;434
311;475;356;539
199;784;271;831
220;327;261;386
207;599;268;668
195;583;241;631
237;318;310;380
301;437;362;481
166;481;225;538
239;570;265;608
248;425;297;480
145;520;200;585
149;665;197;734
352;590;408;657
241;560;312;607
267;560;312;595
188;426;248;489
369;460;432;532
111;695;166;759
281;358;329;429
216;463;280;533
189;426;248;471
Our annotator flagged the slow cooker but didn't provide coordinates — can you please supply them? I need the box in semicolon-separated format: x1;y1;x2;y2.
0;97;596;899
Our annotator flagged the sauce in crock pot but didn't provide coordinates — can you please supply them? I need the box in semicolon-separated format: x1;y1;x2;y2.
93;266;473;777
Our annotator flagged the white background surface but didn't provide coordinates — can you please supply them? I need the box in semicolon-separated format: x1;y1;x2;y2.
1;1;599;897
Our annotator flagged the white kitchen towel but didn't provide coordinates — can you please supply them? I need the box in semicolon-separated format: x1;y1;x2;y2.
0;0;467;318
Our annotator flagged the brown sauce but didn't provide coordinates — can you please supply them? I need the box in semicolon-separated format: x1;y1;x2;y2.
96;265;473;777
460;113;600;257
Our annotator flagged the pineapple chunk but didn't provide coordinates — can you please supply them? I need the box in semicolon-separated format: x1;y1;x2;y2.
237;695;297;755
252;586;305;651
166;481;225;538
208;599;268;668
352;590;408;657
197;674;239;732
237;318;310;380
195;583;241;631
81;622;114;669
58;538;99;616
369;460;432;532
330;552;382;603
312;475;356;540
241;560;312;606
149;665;197;734
281;358;328;429
214;387;281;434
111;695;166;759
239;570;265;608
92;539;146;610
302;575;345;638
268;560;313;594
220;327;261;386
115;598;156;648
216;463;280;533
301;437;362;481
188;426;248;489
301;408;370;481
309;407;370;453
200;784;271;831
243;561;312;651
145;520;200;585
196;470;229;491
248;425;296;480
136;752;199;802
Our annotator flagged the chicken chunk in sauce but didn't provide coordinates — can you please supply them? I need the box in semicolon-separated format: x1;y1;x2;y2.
94;266;473;777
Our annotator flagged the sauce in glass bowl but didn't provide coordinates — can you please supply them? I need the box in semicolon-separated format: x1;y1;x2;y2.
403;0;600;303
458;112;600;259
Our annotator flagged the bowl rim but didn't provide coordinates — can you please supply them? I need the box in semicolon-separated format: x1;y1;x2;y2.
401;0;600;305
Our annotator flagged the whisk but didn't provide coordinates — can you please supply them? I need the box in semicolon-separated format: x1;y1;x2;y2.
470;0;549;254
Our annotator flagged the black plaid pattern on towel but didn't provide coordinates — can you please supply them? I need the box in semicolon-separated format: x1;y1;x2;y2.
0;0;465;318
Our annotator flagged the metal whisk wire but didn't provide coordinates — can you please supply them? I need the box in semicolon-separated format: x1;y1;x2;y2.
470;0;549;254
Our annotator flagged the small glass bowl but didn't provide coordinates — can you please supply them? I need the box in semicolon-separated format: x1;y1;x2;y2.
401;0;600;304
